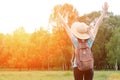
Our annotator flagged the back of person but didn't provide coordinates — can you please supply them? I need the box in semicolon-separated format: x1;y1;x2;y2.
75;39;94;71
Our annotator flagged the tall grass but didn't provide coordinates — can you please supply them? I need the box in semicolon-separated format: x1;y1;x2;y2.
0;70;119;80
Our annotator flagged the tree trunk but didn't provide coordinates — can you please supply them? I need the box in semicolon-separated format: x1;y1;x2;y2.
62;63;64;71
48;62;50;71
115;59;118;71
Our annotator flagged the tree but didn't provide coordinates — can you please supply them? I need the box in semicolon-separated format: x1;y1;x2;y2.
48;3;79;70
0;33;11;68
78;11;100;25
29;27;51;69
92;25;111;69
49;3;79;27
106;26;120;70
8;27;30;69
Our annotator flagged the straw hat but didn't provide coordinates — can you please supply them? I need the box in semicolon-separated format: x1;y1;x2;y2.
71;22;90;39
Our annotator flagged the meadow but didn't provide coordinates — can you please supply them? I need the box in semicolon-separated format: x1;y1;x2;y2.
0;70;120;80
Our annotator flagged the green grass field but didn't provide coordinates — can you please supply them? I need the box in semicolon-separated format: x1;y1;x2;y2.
0;70;120;80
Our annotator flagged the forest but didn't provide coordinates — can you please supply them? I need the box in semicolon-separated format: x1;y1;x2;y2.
0;3;120;70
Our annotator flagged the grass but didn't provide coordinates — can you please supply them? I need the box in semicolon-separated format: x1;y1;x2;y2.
94;70;120;80
0;70;120;80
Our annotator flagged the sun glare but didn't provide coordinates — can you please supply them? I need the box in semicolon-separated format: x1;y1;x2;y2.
0;0;119;34
0;0;52;34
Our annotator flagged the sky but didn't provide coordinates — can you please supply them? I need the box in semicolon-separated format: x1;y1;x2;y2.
0;0;119;34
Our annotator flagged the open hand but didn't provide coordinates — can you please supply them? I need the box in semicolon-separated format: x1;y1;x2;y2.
102;2;109;13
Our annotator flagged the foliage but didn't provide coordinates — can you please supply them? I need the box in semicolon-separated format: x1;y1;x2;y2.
78;11;100;25
0;3;120;70
106;26;120;65
48;3;79;70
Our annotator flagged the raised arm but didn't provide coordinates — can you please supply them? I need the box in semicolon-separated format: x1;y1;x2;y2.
58;13;73;40
93;2;108;38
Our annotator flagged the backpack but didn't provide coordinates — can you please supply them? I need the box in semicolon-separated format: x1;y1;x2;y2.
75;40;94;71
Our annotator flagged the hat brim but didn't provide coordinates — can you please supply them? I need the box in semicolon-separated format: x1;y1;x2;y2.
71;23;90;39
72;30;90;39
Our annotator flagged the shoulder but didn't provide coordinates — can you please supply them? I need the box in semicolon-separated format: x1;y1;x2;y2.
88;38;94;48
71;35;79;49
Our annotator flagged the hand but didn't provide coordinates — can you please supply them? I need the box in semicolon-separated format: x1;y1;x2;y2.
102;2;109;13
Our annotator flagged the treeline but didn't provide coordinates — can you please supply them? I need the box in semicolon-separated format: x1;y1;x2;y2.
0;3;120;70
